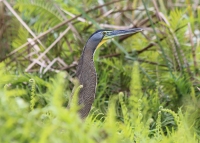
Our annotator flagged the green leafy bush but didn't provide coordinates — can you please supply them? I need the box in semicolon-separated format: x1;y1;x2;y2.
0;63;199;143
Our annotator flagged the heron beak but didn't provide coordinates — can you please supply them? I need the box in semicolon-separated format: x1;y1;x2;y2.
103;28;143;40
97;28;143;49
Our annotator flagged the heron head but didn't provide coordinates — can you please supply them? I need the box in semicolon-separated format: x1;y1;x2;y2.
86;28;143;52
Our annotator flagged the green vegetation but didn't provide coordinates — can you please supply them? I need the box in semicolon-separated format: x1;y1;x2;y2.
0;0;200;142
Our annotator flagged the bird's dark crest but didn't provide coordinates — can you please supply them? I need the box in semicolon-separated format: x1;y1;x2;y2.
88;29;112;40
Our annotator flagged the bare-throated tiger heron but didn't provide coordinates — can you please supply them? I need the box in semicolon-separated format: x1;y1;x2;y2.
70;28;143;118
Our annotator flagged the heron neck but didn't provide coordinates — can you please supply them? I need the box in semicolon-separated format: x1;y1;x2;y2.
75;46;97;118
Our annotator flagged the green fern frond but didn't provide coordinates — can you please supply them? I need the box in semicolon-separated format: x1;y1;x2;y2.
130;61;142;98
15;0;64;32
118;92;133;140
129;61;143;121
29;78;36;110
12;26;29;48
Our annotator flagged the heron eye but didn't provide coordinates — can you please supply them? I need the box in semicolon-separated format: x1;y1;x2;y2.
102;31;107;36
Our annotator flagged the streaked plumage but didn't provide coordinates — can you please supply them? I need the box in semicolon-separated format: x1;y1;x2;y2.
70;28;143;118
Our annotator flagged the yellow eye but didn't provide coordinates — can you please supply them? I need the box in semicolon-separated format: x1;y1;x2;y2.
102;31;107;36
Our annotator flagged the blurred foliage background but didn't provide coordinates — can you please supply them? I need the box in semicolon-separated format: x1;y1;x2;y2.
0;0;200;142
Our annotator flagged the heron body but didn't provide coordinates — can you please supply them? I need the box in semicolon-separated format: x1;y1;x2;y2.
72;28;143;118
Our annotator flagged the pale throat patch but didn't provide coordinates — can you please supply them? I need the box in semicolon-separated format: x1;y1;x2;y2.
96;39;108;49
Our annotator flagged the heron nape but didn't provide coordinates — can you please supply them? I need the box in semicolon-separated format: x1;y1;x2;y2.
69;28;143;118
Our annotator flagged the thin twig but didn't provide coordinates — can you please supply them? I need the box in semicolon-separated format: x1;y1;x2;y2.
3;0;45;48
152;0;162;20
54;3;84;44
61;61;78;70
25;27;71;72
188;23;198;76
61;56;167;71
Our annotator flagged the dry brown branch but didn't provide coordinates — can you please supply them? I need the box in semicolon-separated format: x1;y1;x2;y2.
43;57;68;74
62;10;87;22
3;0;45;48
96;9;114;21
26;38;50;63
188;23;198;76
61;61;78;70
54;3;84;44
172;28;192;79
99;24;132;29
110;8;145;15
61;56;167;71
157;11;182;71
25;27;71;72
152;0;162;21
